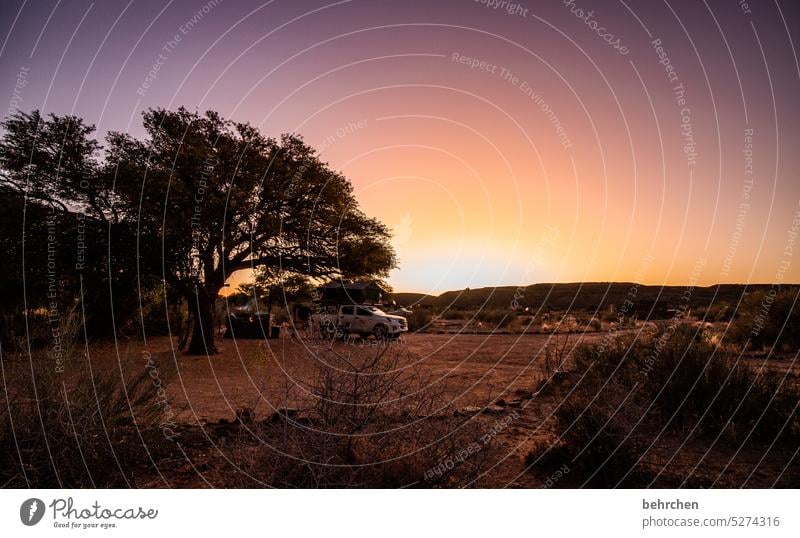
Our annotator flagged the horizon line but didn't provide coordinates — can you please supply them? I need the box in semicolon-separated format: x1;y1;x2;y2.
391;281;798;296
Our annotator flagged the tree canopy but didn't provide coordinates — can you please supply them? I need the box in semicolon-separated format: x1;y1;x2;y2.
0;108;396;353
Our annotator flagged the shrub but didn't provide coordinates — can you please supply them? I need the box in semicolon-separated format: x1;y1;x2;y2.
694;302;732;322
475;309;516;329
439;309;470;320
728;288;800;350
531;326;799;486
218;345;492;487
545;385;648;487
136;284;186;336
406;308;433;332
0;309;177;487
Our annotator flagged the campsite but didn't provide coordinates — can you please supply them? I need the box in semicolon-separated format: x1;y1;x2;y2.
1;1;799;496
3;278;797;488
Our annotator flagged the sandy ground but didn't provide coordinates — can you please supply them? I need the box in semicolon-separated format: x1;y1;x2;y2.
76;328;798;487
121;332;600;424
105;326;795;424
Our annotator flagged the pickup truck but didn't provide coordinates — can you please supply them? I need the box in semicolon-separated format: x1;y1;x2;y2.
313;305;408;340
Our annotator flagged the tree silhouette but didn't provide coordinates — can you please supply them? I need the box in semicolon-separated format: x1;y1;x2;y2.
0;111;142;339
1;108;395;354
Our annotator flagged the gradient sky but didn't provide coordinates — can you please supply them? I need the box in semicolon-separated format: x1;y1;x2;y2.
2;0;799;294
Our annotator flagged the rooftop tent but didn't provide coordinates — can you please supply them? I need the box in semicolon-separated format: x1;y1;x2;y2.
316;281;389;306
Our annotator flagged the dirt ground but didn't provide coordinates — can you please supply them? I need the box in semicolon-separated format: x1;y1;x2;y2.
116;331;602;424
85;328;798;488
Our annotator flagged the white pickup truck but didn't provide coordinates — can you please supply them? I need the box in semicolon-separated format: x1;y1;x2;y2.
313;305;408;339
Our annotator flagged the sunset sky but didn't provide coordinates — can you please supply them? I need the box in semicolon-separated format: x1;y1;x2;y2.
1;0;799;294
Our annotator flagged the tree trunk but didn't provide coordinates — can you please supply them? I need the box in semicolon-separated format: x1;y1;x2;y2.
179;306;193;351
187;287;219;355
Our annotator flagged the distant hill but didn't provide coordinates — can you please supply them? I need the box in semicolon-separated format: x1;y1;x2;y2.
393;283;789;316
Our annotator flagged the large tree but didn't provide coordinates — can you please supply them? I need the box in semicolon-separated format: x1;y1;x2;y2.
105;107;394;354
1;108;396;354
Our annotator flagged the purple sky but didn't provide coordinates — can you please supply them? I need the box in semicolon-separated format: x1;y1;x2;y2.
2;0;799;292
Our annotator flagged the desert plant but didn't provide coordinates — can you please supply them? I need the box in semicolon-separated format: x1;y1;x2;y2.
694;302;732;323
475;309;514;326
439;309;470;320
543;334;570;376
728;288;800;350
0;307;177;487
406;308;432;332
547;384;648;487
529;325;799;486
219;344;493;487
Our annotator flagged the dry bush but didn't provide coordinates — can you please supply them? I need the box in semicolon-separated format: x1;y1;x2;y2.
640;329;797;441
218;344;493;487
528;326;799;486
475;309;516;328
0;308;177;487
727;288;800;350
406;308;432;332
694;302;732;323
531;384;648;487
543;334;570;376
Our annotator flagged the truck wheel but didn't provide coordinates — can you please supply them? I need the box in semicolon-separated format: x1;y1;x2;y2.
373;324;388;340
